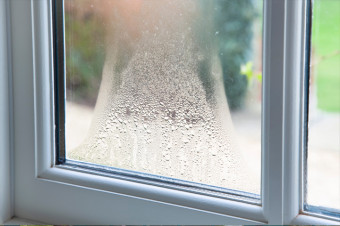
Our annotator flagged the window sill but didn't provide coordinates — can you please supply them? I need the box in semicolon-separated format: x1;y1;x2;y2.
4;217;45;225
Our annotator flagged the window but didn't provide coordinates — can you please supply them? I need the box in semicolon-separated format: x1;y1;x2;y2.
59;0;263;202
0;0;339;224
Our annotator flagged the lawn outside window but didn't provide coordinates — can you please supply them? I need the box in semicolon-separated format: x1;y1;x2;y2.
0;0;339;224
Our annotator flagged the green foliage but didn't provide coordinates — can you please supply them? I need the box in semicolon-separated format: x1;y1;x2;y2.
312;0;340;112
214;0;257;110
240;61;262;84
65;12;105;105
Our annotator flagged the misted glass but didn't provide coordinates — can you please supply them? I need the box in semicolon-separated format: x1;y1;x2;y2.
307;0;340;210
65;0;263;195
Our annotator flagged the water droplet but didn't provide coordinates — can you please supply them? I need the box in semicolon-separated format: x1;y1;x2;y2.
182;138;189;143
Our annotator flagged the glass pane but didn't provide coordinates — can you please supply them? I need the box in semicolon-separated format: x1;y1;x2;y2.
307;0;340;211
64;0;263;196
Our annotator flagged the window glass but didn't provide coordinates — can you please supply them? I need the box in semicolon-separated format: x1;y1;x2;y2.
307;0;340;211
64;0;263;196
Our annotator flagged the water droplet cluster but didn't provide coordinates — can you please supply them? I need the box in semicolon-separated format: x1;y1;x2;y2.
69;0;258;193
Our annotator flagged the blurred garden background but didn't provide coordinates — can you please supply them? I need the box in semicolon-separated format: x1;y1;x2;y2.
64;0;262;110
63;0;339;208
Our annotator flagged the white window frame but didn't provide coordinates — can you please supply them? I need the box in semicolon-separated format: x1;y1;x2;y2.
0;0;339;224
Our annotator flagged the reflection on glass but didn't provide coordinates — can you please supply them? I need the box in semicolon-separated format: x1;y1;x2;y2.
307;0;340;210
65;0;262;195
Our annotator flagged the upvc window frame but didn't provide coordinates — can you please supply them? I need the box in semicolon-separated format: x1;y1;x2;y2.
0;0;339;224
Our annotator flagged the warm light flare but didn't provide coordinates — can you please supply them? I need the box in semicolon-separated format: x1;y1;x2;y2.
116;0;142;13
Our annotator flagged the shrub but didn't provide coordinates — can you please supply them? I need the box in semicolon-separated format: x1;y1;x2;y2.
214;0;257;110
65;11;105;106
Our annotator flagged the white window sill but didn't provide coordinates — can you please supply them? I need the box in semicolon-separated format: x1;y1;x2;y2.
4;217;45;225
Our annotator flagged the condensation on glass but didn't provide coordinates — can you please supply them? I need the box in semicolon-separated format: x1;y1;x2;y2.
306;0;340;211
65;0;263;195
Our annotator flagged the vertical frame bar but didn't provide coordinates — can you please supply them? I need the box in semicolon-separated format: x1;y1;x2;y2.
0;0;14;223
261;0;285;224
282;0;308;223
52;0;66;164
33;0;55;175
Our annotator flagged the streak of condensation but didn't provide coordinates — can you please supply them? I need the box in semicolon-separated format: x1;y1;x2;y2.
69;0;259;194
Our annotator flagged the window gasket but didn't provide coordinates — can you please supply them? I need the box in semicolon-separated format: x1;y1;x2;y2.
53;0;66;165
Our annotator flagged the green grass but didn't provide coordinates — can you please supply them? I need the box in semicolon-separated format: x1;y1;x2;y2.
312;0;340;112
